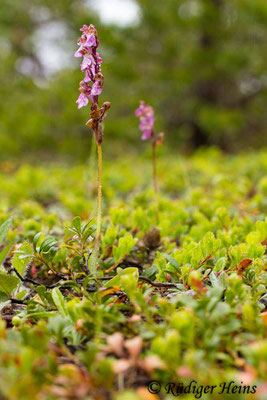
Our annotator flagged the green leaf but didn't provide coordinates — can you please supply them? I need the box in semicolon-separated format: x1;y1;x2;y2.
40;236;57;253
72;216;81;234
203;232;215;255
210;271;220;288
0;244;12;266
102;225;118;247
27;311;57;319
12;241;33;276
0;272;20;296
104;267;139;288
0;217;12;246
52;287;69;317
0;291;9;302
214;257;227;272
113;233;136;262
33;232;42;251
88;248;98;277
0;298;10;311
36;286;54;307
164;254;180;269
16;289;27;300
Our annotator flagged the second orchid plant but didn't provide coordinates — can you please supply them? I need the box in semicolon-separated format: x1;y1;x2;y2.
136;101;164;193
75;24;110;254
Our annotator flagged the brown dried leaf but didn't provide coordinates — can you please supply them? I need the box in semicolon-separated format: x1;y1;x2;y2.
237;258;253;275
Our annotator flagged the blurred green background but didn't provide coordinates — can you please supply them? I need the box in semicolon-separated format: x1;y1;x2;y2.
0;0;266;161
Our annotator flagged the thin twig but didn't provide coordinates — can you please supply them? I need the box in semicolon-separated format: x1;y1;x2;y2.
198;254;212;267
139;276;178;288
11;267;67;289
10;298;26;304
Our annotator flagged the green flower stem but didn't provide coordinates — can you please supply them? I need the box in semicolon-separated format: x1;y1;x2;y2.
95;142;102;253
152;140;158;194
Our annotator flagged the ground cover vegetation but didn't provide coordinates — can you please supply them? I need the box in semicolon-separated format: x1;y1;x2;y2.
0;149;266;399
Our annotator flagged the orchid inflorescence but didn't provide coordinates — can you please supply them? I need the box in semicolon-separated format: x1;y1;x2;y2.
75;24;110;145
135;101;164;145
135;101;155;140
136;101;164;193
